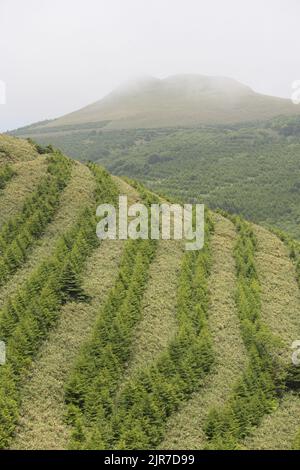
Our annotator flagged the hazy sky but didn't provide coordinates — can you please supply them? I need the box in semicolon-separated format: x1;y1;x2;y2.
0;0;299;131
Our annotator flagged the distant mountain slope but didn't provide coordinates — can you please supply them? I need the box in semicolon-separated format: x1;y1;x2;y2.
15;115;300;239
0;134;39;162
17;74;300;131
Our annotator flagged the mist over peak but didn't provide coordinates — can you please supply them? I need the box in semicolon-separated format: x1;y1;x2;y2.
32;73;299;130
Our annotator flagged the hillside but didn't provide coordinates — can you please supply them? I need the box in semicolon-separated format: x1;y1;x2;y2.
13;115;300;239
13;75;300;132
1;134;300;450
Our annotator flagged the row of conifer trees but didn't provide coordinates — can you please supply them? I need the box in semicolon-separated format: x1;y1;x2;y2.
0;161;118;448
0;151;72;286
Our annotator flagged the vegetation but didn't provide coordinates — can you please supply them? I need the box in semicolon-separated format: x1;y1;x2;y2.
65;212;214;449
2;134;300;450
0;160;118;448
293;428;300;449
0;152;72;286
266;227;300;449
161;214;248;449
124;239;183;380
0;134;39;162
204;216;285;449
13;75;300;130
0;164;15;191
65;237;157;449
15;116;300;239
271;227;300;295
0;160;47;228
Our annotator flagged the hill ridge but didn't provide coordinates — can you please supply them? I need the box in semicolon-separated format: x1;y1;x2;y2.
1;135;300;450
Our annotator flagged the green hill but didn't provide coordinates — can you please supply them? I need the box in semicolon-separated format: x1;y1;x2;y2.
13;114;300;239
11;76;300;239
1;134;300;450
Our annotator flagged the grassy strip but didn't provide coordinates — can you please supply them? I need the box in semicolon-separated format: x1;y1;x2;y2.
293;428;300;449
0;159;47;228
123;240;183;379
0;152;72;286
204;215;285;449
122;177;160;205
0;162;117;448
242;391;300;449
0;164;15;191
0;135;39;162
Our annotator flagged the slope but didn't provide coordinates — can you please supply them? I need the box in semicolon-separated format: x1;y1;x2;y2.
1;135;300;450
13;115;300;240
14;75;300;131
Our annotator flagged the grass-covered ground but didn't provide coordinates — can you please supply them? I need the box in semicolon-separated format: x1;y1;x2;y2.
1;134;300;449
0;158;47;227
161;214;247;449
252;225;300;366
243;392;300;450
11;239;124;449
0;162;96;308
118;240;184;393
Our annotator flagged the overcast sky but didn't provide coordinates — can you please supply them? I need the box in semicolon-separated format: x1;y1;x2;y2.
0;0;299;131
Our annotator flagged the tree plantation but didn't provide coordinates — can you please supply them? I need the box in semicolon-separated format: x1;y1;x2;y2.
1;134;300;450
17;115;300;240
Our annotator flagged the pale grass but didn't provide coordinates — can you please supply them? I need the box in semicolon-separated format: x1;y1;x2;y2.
241;226;300;449
243;392;300;449
122;240;184;383
0;134;38;162
253;225;300;366
0;157;47;227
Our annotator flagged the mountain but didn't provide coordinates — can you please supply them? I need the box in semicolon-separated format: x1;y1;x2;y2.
1;134;300;450
16;74;300;131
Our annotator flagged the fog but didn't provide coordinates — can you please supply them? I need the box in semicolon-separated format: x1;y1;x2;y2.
0;0;299;131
